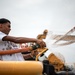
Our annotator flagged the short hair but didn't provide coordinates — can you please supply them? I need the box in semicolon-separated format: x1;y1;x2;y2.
0;18;11;24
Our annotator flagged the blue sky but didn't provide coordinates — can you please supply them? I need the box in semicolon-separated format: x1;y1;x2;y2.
0;0;75;63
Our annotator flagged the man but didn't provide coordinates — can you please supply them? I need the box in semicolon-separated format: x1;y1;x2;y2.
0;18;46;61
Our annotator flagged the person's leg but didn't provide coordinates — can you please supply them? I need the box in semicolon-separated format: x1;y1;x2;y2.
42;60;57;75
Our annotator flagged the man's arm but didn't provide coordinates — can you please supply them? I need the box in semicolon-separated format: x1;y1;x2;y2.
0;47;32;55
0;44;41;55
2;36;38;43
2;35;46;48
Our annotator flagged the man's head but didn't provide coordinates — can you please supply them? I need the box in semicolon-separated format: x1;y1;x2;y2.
0;18;11;35
0;18;11;24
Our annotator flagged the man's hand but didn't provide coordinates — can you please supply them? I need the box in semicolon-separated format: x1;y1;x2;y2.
36;40;46;48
